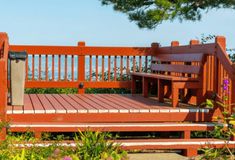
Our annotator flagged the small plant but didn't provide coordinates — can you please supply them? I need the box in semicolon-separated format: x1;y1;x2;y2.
75;130;128;160
200;79;235;159
0;130;128;160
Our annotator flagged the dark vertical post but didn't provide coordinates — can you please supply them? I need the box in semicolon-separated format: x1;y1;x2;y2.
78;41;85;94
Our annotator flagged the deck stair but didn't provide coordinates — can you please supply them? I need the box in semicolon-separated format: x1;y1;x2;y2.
8;121;228;157
11;138;235;157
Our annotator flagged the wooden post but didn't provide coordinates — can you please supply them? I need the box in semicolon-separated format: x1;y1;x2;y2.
171;41;179;47
215;36;226;93
183;130;191;139
215;36;226;51
142;77;148;98
169;41;179;99
0;33;8;140
0;60;7;140
189;40;200;104
158;79;164;103
172;82;179;108
77;41;85;94
183;148;198;157
131;76;136;95
151;42;160;52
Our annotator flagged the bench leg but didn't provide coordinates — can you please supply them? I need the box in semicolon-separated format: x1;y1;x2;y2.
158;79;164;103
172;83;179;108
131;76;136;95
196;88;204;105
164;82;172;98
142;77;148;98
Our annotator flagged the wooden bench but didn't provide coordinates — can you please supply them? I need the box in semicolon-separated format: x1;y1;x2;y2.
131;53;205;108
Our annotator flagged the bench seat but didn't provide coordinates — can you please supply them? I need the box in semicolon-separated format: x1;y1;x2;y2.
131;72;199;82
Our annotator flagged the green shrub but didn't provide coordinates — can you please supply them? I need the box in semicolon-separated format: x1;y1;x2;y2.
75;130;128;160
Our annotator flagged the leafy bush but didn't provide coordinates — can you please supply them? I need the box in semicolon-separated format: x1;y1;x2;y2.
75;131;128;160
0;130;128;160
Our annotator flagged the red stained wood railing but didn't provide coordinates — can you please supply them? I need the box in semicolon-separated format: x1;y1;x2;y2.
9;44;153;90
6;35;235;113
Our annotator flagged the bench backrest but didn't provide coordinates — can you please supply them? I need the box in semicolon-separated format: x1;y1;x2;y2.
151;53;204;78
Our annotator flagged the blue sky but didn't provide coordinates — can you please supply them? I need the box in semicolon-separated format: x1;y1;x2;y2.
1;0;235;49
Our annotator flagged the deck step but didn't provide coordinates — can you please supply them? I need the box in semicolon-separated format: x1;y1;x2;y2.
12;138;235;157
9;122;223;132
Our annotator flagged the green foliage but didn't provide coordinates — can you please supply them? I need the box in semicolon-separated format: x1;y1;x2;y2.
25;88;78;94
0;130;128;160
100;0;235;29
199;78;235;159
228;52;235;63
75;130;128;160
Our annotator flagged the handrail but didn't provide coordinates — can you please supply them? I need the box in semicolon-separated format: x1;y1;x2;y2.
216;44;235;80
10;45;153;56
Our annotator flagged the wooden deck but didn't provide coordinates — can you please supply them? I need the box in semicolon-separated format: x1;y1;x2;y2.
7;94;209;114
6;94;214;125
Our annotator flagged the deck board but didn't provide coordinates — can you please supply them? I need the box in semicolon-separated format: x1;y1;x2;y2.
99;94;137;111
106;94;149;112
37;94;56;113
78;94;109;112
68;94;97;112
8;94;210;115
29;94;45;113
53;94;77;113
60;94;87;113
23;94;34;113
44;94;66;113
87;94;126;112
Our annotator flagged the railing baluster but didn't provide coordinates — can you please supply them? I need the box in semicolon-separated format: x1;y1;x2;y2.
25;56;28;81
52;55;54;81
32;55;35;80
39;55;41;80
96;55;98;81
127;56;129;79
108;56;111;81
72;55;74;81
133;56;136;72
120;56;123;80
58;55;61;81
65;55;67;81
102;56;104;81
145;56;148;72
89;55;92;81
46;55;48;81
114;56;117;81
139;56;142;72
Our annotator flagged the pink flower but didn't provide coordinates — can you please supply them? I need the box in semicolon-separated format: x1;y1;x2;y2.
63;156;72;160
223;79;229;85
223;86;228;91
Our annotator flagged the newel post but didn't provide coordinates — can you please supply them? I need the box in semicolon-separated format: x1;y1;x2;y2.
171;41;179;47
77;41;85;94
215;36;226;51
0;33;8;140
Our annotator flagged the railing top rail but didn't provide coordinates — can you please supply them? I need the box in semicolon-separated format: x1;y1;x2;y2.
9;45;153;56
